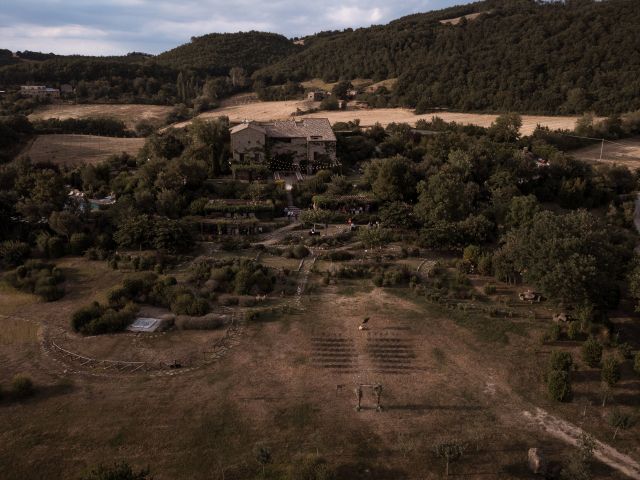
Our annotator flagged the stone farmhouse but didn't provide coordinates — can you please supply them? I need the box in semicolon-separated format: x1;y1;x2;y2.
20;85;60;99
230;118;338;174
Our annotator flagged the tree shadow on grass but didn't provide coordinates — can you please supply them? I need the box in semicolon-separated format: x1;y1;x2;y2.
0;381;74;407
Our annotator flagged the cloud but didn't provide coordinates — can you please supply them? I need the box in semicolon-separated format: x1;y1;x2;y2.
0;23;121;55
326;6;386;26
0;0;469;56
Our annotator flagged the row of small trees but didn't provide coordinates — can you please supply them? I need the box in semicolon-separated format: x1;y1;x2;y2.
547;337;639;407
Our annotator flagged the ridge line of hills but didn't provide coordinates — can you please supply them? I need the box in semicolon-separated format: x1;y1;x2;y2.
1;0;640;115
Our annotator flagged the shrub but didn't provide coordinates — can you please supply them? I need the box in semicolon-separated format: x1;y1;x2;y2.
601;357;621;387
567;321;582;340
477;254;493;275
220;296;239;306
549;351;573;372
11;375;34;399
39;235;64;258
0;240;30;267
291;244;310;259
609;409;635;430
171;294;210;316
462;245;482;267
69;233;91;255
321;250;354;261
71;301;137;335
546;324;562;342
381;266;411;287
581;337;603;368
7;260;65;301
175;314;226;330
547;370;572;402
617;342;633;360
483;284;497;295
635;352;640;375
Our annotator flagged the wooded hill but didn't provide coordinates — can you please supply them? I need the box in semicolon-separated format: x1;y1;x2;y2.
1;0;640;114
0;32;299;106
254;0;640;115
155;31;301;75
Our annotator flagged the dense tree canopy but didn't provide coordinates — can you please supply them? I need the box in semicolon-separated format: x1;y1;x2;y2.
493;210;634;308
254;0;640;115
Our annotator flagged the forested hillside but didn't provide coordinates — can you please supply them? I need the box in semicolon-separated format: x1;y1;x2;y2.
155;31;301;75
0;33;299;106
254;0;640;114
2;0;639;114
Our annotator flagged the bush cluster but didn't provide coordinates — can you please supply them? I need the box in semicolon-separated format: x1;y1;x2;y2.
547;351;573;402
71;301;138;335
319;250;354;262
373;265;413;288
582;337;603;368
72;273;213;334
0;240;30;268
284;244;310;260
190;258;275;296
7;260;65;301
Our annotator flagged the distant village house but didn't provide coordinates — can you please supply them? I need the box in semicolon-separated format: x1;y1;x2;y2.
230;118;338;174
307;90;327;101
20;85;60;99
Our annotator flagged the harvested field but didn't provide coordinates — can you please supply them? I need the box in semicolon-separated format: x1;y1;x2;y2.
173;100;583;135
29;104;173;129
23;134;145;166
571;137;640;170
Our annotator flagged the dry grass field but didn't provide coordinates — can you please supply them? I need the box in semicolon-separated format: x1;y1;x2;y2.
173;100;583;135
29;104;173;129
23;134;145;166
440;11;490;25
571;137;640;170
0;241;637;479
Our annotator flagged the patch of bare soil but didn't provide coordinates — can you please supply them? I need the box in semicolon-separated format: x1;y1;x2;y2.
440;11;491;25
571;137;640;170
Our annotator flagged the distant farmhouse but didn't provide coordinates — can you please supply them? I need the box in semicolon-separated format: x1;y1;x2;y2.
307;90;327;101
20;85;60;99
230;118;338;174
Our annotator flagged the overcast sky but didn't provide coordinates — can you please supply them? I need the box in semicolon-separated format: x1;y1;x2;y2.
0;0;474;56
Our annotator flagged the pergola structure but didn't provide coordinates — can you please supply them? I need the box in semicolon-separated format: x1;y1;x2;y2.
355;384;383;412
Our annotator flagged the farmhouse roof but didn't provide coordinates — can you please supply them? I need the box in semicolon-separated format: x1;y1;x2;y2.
230;123;266;135
266;118;336;141
231;118;336;142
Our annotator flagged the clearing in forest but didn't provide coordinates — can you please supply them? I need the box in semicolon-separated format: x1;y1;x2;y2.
571;137;640;170
28;104;173;129
23;134;145;166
